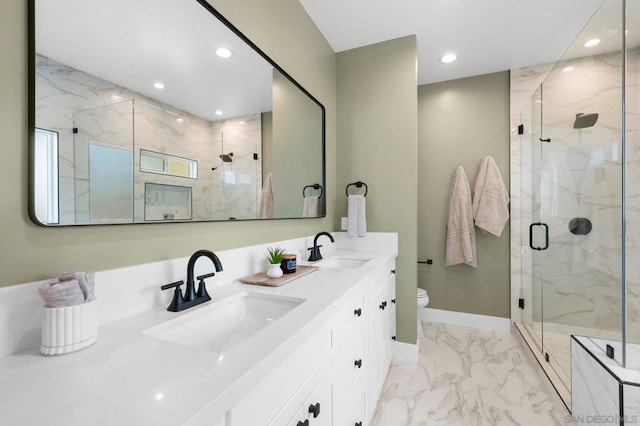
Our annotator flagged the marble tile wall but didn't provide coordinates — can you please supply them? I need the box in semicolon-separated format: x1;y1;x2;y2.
511;47;640;374
510;51;635;335
36;54;262;224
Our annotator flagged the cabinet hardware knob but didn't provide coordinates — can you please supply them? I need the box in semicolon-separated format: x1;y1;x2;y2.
308;402;321;418
392;335;396;341
391;269;396;274
356;423;363;426
391;298;396;304
379;303;385;310
354;358;363;368
354;308;362;317
309;402;320;419
297;420;309;426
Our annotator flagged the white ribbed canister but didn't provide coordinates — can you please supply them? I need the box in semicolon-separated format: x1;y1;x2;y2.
40;299;98;355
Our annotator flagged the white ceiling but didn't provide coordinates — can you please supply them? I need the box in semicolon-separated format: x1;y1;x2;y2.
299;0;605;85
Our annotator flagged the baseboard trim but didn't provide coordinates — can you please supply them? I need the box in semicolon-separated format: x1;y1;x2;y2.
392;341;419;363
420;308;511;332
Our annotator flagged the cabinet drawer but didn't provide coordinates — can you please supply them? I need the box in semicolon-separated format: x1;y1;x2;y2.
274;371;333;426
333;325;366;401
338;287;366;343
232;319;335;425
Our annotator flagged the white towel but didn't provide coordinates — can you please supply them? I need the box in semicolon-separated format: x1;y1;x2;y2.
259;172;274;219
303;195;319;218
445;166;477;267
472;156;510;236
347;194;367;237
38;272;96;308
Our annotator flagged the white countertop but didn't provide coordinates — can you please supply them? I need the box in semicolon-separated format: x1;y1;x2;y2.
0;247;395;425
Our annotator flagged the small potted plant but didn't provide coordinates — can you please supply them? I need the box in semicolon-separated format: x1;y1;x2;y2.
265;247;286;279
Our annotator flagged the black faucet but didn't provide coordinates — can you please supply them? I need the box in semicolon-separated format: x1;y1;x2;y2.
307;232;335;261
160;249;223;312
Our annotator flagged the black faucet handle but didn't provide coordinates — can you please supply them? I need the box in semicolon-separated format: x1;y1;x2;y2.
307;244;322;251
196;272;216;281
161;281;185;312
161;280;184;290
195;274;213;301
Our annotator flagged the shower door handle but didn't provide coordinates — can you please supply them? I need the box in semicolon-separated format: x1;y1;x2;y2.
529;222;549;251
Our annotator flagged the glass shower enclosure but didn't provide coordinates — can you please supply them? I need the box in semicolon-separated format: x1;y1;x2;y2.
515;0;640;406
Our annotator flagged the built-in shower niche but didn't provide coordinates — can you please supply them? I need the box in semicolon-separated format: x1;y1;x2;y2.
144;183;192;221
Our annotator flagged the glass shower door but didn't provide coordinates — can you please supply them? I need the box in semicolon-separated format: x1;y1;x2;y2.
73;100;134;224
521;87;544;355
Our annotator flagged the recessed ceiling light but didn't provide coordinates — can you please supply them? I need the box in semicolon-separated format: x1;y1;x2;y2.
153;82;165;90
584;38;600;47
440;53;457;64
563;66;574;73
215;110;223;116
238;120;246;125
111;94;122;100
216;47;234;58
176;118;184;123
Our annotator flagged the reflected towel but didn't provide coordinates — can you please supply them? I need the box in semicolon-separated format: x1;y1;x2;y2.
347;194;367;237
259;172;274;219
303;195;319;218
38;272;96;308
472;156;510;236
445;166;477;267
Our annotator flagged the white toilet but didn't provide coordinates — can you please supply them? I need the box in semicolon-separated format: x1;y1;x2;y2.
417;288;429;338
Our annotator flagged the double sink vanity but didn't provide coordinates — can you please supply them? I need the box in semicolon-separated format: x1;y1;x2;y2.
0;232;398;425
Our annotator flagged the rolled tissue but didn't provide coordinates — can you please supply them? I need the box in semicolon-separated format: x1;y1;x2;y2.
38;272;97;355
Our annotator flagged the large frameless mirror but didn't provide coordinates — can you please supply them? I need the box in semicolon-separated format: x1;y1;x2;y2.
29;0;325;226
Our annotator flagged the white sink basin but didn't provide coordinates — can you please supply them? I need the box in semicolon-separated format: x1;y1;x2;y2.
144;292;304;353
318;257;371;269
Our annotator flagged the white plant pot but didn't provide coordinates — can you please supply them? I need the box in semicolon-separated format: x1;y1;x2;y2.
266;263;283;279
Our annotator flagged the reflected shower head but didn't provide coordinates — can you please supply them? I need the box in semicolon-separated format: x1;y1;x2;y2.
573;113;598;129
220;152;234;162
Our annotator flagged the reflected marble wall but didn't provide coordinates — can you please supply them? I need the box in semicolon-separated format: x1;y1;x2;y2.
36;54;262;224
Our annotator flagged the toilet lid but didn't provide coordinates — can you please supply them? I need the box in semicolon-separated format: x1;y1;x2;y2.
417;288;427;298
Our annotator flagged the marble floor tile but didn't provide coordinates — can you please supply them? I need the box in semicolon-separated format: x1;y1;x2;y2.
372;322;572;425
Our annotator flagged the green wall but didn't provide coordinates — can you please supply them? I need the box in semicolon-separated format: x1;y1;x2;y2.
0;0;336;287
417;71;510;318
337;36;419;344
272;70;323;218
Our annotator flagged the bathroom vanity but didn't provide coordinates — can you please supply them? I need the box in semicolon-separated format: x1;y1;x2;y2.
0;233;398;425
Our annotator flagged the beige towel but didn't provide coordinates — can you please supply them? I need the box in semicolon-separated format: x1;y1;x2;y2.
347;194;366;237
303;195;319;218
445;166;477;267
472;156;509;236
259;172;274;219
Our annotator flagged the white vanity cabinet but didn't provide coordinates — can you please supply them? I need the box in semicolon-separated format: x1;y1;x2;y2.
227;257;397;426
368;261;396;410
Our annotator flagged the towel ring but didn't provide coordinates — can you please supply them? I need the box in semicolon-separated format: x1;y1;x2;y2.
346;181;368;197
303;183;323;198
